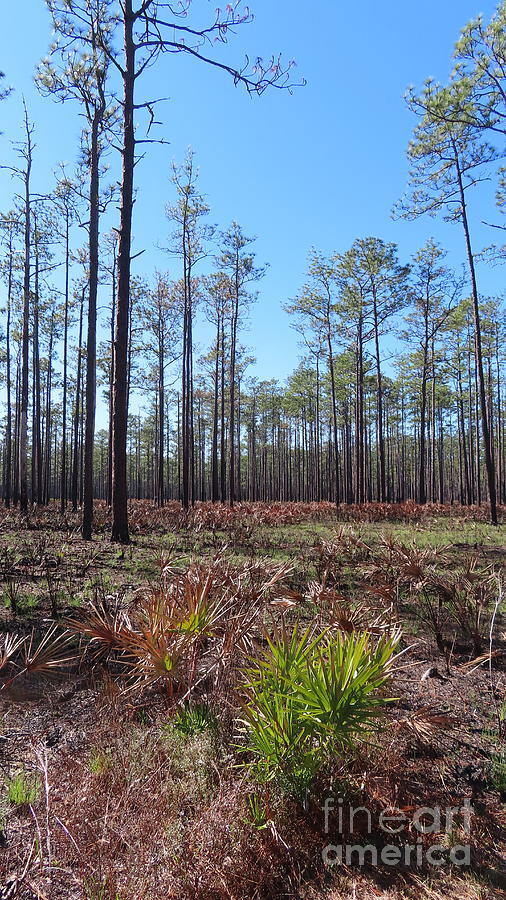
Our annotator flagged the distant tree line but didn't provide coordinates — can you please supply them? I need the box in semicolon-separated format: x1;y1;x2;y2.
0;1;505;533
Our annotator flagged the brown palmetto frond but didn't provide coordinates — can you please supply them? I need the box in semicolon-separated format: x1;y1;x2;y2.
308;582;399;637
65;601;132;658
460;648;506;674
22;625;77;674
0;633;27;676
397;706;456;743
118;628;188;695
259;561;294;592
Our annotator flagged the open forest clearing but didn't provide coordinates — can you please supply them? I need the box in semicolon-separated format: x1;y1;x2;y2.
3;0;506;896
0;501;504;899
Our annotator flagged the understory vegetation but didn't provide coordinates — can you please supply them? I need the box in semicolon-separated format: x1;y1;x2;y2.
0;500;504;899
2;1;506;896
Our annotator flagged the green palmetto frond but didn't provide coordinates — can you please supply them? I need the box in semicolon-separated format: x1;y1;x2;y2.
294;631;400;744
247;621;324;688
240;625;401;791
239;690;317;786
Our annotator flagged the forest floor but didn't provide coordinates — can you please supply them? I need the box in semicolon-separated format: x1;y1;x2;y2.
0;500;505;900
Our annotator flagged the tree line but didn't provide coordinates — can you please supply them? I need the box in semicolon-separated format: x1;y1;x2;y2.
0;1;505;537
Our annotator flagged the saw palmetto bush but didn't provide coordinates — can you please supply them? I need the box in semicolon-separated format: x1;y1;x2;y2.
405;560;500;656
65;556;293;699
240;622;401;796
359;539;499;658
67;580;220;698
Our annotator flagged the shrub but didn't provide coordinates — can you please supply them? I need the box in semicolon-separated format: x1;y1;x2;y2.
240;623;400;796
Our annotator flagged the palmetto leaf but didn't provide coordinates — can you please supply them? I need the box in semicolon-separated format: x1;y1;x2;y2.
398;706;456;743
66;601;132;655
0;633;27;673
22;625;76;673
295;632;399;741
240;624;400;789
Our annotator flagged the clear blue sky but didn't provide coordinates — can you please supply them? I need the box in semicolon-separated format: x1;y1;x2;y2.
0;0;503;401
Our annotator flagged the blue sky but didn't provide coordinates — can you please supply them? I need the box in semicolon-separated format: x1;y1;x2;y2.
0;0;503;405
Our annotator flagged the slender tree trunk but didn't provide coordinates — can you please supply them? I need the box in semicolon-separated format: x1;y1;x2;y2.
4;232;13;507
495;324;503;505
83;113;101;539
13;359;20;506
157;320;165;507
220;316;226;503
111;2;135;543
72;289;85;511
454;142;497;524
211;313;220;502
355;315;365;503
327;327;340;506
372;286;386;502
107;250;116;508
32;219;42;505
229;266;239;506
60;208;70;514
237;377;242;501
43;312;54;505
418;299;430;504
19;119;32;515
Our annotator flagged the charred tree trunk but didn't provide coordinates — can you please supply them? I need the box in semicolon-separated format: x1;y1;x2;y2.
83;110;101;539
111;2;135;543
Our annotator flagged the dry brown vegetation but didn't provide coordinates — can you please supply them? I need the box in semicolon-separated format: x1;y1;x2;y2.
0;501;505;900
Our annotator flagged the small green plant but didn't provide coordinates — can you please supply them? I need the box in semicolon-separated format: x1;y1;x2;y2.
172;702;216;737
18;595;40;613
88;749;114;776
5;769;41;806
3;578;21;616
245;792;269;829
84;876;122;900
491;750;506;798
240;623;400;796
135;707;150;725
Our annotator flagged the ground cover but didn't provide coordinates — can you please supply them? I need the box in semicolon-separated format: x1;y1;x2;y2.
0;501;504;899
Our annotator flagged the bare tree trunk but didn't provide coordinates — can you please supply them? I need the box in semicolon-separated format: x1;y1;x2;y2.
229;275;239;506
454;144;497;524
327;328;340;506
19;111;33;515
107;252;116;508
60;207;70;514
211;314;220;502
43;311;54;504
355;315;365;504
83;112;101;539
111;1;135;543
157;320;165;507
4;230;13;507
220;316;226;503
372;286;386;502
72;289;85;512
32;218;42;505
